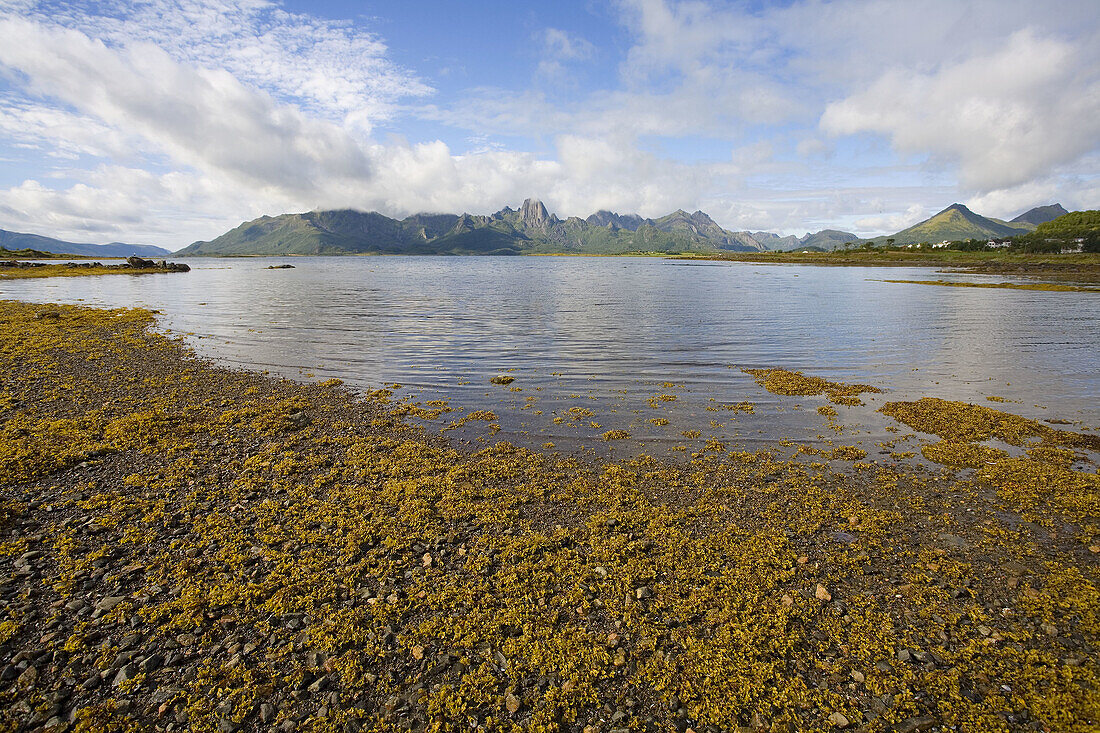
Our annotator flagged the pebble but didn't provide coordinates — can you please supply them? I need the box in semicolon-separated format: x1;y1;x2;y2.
828;711;850;728
815;584;832;601
505;693;521;714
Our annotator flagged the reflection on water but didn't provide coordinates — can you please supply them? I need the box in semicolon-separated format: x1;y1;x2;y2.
3;256;1096;454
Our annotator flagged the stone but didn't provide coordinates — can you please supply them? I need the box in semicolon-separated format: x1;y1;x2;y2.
112;663;138;687
938;533;968;549
505;693;521;714
95;596;127;612
259;703;276;723
140;653;164;673
17;665;37;688
815;584;832;601
828;711;850;728
850;670;865;683
635;586;653;601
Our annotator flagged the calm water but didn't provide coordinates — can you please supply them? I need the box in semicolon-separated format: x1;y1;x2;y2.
3;256;1097;454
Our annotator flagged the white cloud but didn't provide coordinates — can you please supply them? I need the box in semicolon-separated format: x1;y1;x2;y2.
0;18;372;198
854;204;928;234
12;0;432;129
0;98;146;160
821;29;1100;191
540;28;595;62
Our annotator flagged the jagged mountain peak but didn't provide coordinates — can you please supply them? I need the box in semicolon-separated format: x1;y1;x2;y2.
520;198;551;228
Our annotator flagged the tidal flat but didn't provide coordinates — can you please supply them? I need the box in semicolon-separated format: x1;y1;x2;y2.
1;300;1098;732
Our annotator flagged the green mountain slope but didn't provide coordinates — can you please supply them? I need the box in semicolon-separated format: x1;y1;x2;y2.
797;230;860;250
888;204;1031;245
1016;210;1100;251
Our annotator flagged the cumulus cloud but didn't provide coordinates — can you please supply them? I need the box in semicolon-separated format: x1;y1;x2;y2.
821;29;1100;191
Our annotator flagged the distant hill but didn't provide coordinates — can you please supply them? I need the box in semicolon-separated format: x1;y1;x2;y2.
887;204;1031;245
1015;210;1100;252
177;199;780;256
1010;203;1068;226
798;229;861;250
0;229;169;258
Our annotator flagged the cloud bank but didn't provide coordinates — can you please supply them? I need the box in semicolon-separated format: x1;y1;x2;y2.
0;0;1096;247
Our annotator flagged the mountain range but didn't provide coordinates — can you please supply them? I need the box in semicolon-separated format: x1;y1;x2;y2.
177;200;772;256
0;201;1072;259
0;229;170;258
178;199;878;257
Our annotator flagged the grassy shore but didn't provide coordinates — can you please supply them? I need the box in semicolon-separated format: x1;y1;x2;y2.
1;301;1098;732
876;280;1100;293
0;263;189;280
678;251;1100;283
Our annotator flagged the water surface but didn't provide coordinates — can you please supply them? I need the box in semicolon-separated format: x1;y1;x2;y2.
4;256;1096;455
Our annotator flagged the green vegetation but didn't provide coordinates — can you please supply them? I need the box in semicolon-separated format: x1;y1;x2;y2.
1015;210;1100;253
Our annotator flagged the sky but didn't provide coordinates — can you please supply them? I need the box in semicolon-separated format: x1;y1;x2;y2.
0;0;1097;248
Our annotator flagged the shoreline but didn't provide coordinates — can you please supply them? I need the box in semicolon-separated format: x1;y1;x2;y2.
1;300;1097;731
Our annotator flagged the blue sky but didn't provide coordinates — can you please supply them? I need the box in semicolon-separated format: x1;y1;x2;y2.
0;0;1097;247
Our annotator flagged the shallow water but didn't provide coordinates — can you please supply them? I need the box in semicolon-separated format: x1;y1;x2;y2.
3;256;1097;455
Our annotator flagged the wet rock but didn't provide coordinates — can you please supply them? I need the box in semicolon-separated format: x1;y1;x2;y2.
895;717;937;732
259;703;276;723
938;533;967;549
815;584;832;601
95;595;127;612
828;712;849;728
505;692;521;714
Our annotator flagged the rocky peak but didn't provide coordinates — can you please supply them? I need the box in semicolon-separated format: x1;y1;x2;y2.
520;198;551;229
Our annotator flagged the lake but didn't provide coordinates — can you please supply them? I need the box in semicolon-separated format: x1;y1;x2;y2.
3;256;1097;456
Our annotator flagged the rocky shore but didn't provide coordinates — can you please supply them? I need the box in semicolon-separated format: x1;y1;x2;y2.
0;300;1097;732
